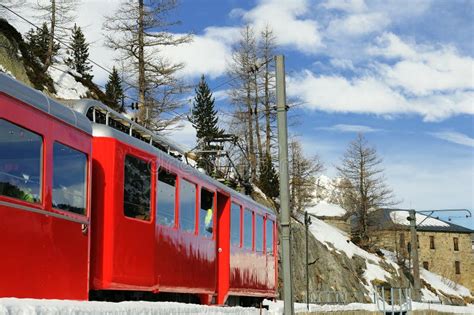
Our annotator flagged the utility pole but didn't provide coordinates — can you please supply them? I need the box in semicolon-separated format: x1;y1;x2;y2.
275;55;294;315
408;210;421;301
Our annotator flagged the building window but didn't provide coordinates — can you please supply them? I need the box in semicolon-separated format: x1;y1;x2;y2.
230;203;241;247
179;179;196;233
255;215;264;253
266;219;274;255
199;188;214;238
123;155;151;220
423;261;429;270
243;208;253;250
0;119;42;203
399;233;405;250
455;261;461;275
157;168;176;227
429;236;435;249
52;142;87;215
453;237;459;251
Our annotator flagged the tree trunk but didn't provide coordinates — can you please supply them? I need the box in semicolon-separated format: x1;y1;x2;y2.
264;61;271;155
247;86;256;182
138;0;146;123
254;72;263;169
44;0;55;71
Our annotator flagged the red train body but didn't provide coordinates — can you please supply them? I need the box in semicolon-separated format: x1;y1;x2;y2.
0;74;278;305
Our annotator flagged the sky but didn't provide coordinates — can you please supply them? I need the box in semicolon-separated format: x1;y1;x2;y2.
6;0;473;228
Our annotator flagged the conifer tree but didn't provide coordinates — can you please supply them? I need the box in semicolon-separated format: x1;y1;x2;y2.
189;75;223;173
65;24;93;80
105;67;124;112
258;153;279;199
25;23;59;65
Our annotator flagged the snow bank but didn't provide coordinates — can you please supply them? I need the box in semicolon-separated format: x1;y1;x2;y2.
390;210;449;227
420;269;472;297
307;200;346;217
48;64;89;99
0;298;263;315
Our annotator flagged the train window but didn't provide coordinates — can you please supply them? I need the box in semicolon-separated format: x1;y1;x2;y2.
52;142;87;215
179;179;196;233
199;188;214;238
266;219;274;255
243;208;253;250
230;203;241;247
157;168;176;227
255;215;264;252
0;119;42;203
123;155;151;220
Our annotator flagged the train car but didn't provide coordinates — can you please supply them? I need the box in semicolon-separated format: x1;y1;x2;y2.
0;73;278;305
0;74;92;300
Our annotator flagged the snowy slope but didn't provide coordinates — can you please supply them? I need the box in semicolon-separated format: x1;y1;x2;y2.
48;64;89;99
307;200;346;217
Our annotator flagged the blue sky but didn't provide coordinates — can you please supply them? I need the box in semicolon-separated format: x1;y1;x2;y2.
11;0;473;228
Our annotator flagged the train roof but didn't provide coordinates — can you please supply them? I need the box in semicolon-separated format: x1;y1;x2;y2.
0;73;92;134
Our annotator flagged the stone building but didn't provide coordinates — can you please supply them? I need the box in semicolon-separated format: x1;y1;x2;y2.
367;209;474;294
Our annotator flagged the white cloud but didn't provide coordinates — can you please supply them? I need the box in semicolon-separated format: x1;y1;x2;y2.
322;0;368;13
318;124;381;133
326;12;390;37
241;0;323;53
430;131;474;148
165;120;196;150
329;58;355;70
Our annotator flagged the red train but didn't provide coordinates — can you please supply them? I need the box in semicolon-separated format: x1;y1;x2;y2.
0;73;278;306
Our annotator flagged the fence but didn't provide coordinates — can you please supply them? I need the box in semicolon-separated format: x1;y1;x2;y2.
374;286;412;314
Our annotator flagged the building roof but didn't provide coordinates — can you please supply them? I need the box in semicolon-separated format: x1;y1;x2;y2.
367;208;474;234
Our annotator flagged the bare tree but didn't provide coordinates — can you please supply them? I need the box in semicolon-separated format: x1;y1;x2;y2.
289;139;324;215
228;25;258;182
34;0;78;71
337;133;395;245
103;0;191;131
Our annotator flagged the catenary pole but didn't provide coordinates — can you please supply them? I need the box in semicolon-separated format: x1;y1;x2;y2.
409;210;421;301
275;55;294;315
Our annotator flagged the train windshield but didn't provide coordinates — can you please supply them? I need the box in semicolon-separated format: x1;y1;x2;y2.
0;119;42;204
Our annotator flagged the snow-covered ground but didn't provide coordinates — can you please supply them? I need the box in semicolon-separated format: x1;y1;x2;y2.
48;64;89;99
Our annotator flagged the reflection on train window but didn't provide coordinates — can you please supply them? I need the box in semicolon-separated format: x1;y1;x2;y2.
52;142;87;215
255;215;264;252
123;155;151;220
0;119;42;203
231;203;241;247
179;179;196;233
243;208;253;250
157;168;176;227
266;219;274;255
199;188;214;238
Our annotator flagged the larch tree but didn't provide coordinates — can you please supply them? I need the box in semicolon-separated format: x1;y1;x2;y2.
337;133;395;246
189;75;224;174
34;0;77;71
103;0;191;131
105;66;124;112
289;139;324;215
228;25;258;182
65;24;92;80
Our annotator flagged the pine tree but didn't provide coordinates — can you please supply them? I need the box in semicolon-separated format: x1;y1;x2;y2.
189;75;223;173
65;24;93;80
258;153;279;199
105;67;124;112
25;23;59;65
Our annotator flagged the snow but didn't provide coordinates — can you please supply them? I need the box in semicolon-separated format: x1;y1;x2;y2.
0;298;263;315
48;64;89;99
390;210;450;227
264;299;474;314
307;200;346;217
420;268;472;297
0;65;15;79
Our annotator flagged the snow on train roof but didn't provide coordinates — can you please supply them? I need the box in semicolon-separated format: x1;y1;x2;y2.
91;123;276;216
0;73;92;134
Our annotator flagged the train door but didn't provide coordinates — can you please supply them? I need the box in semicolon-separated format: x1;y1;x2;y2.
216;191;231;304
112;149;156;290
